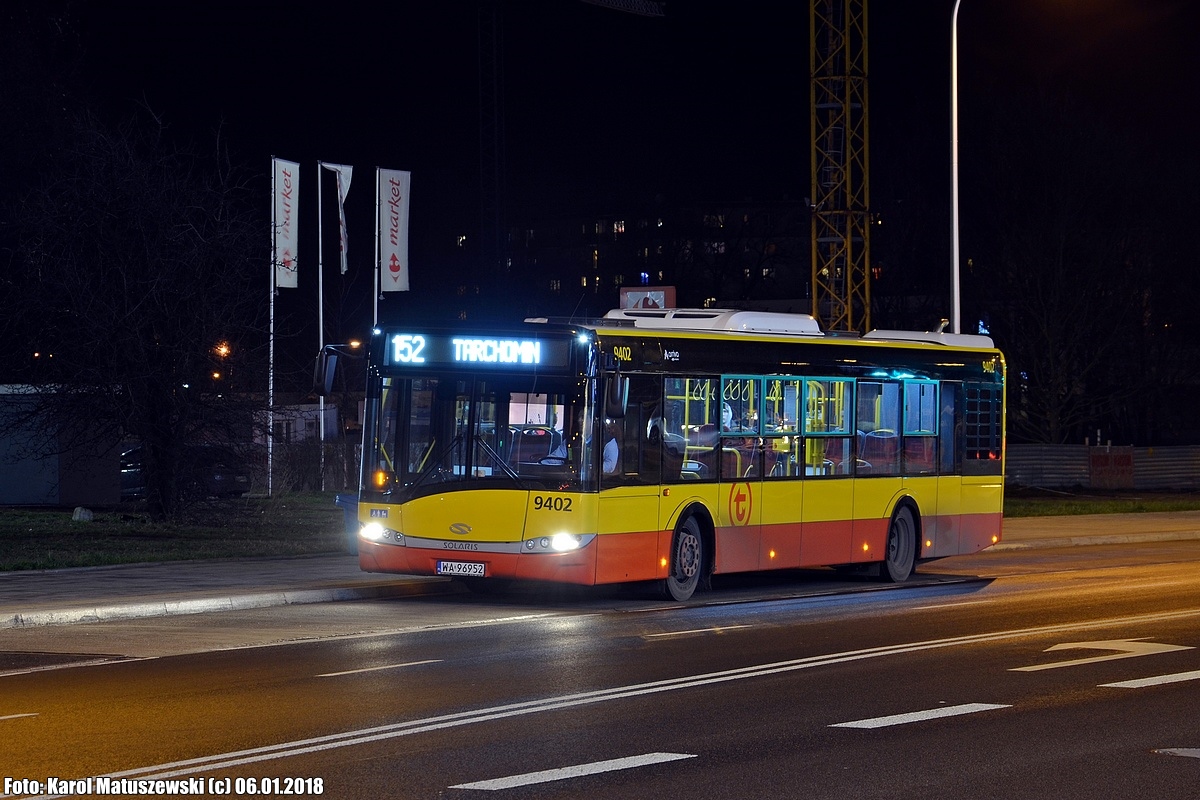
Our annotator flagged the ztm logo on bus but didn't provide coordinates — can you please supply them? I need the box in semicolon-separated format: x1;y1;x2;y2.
728;482;753;526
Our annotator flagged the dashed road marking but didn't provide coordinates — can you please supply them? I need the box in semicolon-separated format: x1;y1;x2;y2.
450;752;697;790
317;659;441;677
1100;669;1200;689
1155;749;1200;759
645;625;754;638
830;703;1010;729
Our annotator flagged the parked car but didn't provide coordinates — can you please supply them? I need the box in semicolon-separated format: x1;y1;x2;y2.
120;445;252;500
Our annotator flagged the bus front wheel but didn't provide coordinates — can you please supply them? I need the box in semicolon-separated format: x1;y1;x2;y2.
881;505;916;582
664;516;703;602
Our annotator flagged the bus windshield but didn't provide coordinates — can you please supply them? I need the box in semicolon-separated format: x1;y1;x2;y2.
363;375;598;499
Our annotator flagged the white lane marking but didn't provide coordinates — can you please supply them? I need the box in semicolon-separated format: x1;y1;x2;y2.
317;659;441;678
32;607;1200;793
1;713;38;721
450;752;697;790
830;703;1010;729
1011;638;1193;672
1100;669;1200;689
1156;749;1200;759
645;625;753;638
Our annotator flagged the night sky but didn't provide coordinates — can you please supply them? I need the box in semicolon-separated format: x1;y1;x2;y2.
27;0;1200;316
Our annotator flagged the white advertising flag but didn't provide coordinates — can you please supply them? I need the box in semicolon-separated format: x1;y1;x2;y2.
378;168;411;292
272;158;300;288
322;162;353;274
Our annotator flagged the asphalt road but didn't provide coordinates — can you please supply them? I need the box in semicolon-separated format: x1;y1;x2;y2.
4;542;1200;799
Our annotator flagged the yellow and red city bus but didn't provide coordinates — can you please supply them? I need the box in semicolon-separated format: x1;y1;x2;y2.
354;308;1005;600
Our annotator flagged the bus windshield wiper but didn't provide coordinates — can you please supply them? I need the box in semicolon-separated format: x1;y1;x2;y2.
409;433;527;491
409;433;465;490
475;437;528;488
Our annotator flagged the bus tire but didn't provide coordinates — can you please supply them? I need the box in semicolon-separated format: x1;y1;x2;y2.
664;515;703;602
881;505;916;583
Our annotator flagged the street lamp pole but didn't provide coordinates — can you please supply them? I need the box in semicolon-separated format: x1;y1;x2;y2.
950;0;963;334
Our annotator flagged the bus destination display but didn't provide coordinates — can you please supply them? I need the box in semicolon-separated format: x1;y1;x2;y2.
382;331;572;371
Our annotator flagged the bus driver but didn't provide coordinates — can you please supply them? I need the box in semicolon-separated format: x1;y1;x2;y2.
548;417;619;474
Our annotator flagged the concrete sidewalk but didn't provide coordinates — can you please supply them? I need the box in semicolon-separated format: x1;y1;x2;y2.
3;511;1200;629
993;510;1200;550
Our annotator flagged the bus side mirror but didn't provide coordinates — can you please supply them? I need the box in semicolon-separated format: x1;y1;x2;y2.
605;376;629;419
314;342;363;396
314;351;338;397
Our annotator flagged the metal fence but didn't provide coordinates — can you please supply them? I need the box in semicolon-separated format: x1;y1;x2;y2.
1006;444;1200;491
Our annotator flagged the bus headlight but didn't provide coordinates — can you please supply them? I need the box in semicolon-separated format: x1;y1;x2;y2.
360;523;404;544
523;534;594;553
551;533;582;552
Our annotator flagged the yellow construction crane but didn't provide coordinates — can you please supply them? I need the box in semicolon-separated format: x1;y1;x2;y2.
810;0;870;333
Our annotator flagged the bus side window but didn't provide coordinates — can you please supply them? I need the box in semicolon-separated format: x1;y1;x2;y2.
856;381;901;476
663;376;720;483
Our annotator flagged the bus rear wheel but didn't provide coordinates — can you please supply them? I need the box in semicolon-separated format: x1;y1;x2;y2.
881;505;916;582
664;516;703;601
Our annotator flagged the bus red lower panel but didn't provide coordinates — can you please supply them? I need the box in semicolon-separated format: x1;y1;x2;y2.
960;511;1002;553
713;518;884;574
850;517;890;563
713;526;762;573
594;530;663;584
760;521;802;569
798;519;855;568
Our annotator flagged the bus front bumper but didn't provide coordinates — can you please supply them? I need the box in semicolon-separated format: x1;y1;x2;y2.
357;533;600;585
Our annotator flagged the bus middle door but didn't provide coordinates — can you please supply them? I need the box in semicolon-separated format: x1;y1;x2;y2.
716;434;764;573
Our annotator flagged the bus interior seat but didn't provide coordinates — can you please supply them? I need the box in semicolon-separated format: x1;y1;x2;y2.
904;436;936;474
861;429;899;463
512;427;554;463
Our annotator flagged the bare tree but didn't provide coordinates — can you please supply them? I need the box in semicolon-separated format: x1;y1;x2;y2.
3;110;263;518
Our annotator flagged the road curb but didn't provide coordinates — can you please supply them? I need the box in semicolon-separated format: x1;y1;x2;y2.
0;578;457;630
989;530;1200;552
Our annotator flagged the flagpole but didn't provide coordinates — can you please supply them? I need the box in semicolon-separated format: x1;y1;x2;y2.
317;161;326;492
373;167;380;327
268;158;276;499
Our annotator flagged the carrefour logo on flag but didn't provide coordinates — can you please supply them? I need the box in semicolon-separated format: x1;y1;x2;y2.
452;338;541;365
